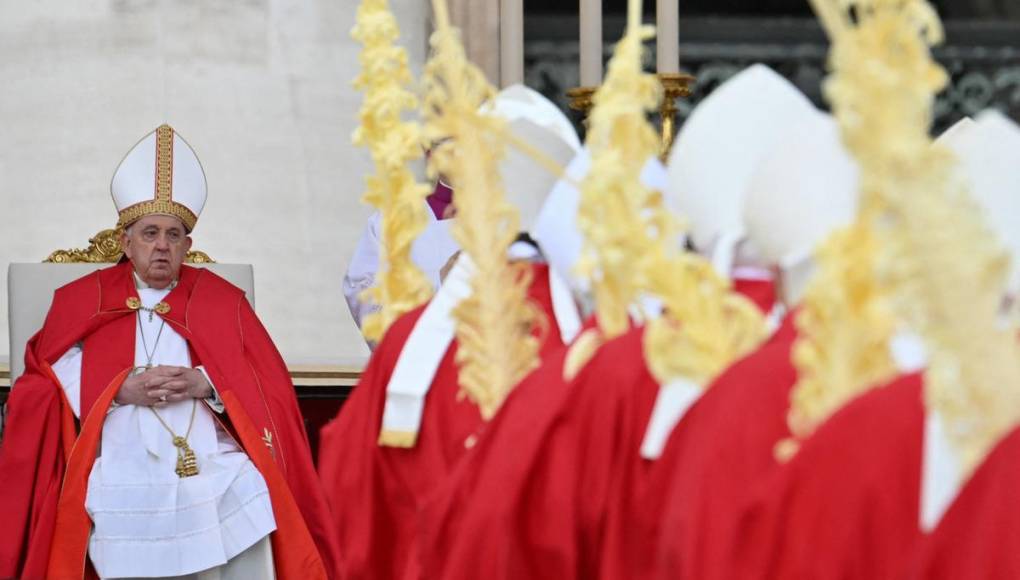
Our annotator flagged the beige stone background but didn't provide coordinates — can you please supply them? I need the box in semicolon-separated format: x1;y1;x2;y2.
0;0;432;367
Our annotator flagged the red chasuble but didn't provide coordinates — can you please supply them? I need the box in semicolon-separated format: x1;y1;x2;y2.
417;284;780;580
0;261;340;580
724;373;925;580
907;425;1020;580
732;275;777;314
415;324;649;580
643;311;799;580
316;263;565;580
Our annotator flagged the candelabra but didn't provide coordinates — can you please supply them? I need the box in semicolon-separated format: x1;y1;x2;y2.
567;72;694;160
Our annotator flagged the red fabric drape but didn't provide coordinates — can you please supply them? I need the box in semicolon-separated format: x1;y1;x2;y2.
318;263;566;580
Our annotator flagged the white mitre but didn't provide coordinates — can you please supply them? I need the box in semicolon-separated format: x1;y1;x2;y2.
939;112;1020;296
484;84;582;233
531;149;668;300
111;124;207;231
376;88;584;444
666;64;817;274
934;116;975;144
917;113;1020;532
743;112;859;303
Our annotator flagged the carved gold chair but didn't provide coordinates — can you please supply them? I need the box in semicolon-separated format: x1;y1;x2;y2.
8;228;254;382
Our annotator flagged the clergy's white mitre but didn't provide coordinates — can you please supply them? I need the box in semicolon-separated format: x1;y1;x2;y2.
935;116;975;145
484;84;582;151
111;124;207;231
666;64;816;257
743;112;859;270
531;148;667;296
484;84;582;232
940;111;1020;294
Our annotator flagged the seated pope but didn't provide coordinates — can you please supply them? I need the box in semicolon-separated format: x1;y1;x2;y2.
0;125;340;579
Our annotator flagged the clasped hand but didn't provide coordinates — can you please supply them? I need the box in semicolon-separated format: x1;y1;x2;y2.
115;366;213;407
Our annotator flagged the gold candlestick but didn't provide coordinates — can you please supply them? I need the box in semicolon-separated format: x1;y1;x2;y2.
567;72;694;159
566;86;598;119
656;72;694;159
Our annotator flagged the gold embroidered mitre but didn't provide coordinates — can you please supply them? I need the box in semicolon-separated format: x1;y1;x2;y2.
111;124;206;231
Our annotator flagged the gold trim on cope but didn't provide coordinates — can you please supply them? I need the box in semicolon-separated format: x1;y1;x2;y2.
126;297;141;310
262;428;276;458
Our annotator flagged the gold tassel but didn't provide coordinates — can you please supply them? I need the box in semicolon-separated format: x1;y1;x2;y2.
173;436;200;478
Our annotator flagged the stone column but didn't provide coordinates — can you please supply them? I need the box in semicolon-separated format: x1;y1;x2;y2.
441;0;502;85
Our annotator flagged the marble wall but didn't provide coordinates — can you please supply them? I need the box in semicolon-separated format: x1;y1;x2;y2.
0;0;430;367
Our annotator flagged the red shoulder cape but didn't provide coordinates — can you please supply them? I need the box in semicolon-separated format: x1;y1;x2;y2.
317;263;565;580
0;261;340;579
644;311;799;580
732;276;777;314
725;373;925;580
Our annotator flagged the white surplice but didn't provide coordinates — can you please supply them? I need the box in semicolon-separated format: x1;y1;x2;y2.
52;278;277;579
343;204;459;332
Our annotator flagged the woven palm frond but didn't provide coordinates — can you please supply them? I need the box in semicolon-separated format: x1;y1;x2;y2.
804;0;1020;476
351;0;435;342
420;0;542;420
574;0;661;340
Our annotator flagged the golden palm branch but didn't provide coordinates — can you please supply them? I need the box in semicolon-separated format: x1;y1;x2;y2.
420;0;542;420
804;0;1020;476
574;0;662;340
351;0;435;342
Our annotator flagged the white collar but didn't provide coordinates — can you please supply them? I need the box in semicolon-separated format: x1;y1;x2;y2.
921;409;963;532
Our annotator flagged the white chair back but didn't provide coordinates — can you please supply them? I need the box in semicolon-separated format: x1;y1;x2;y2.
7;263;254;383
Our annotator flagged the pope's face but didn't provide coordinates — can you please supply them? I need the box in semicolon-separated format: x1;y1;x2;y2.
121;215;192;289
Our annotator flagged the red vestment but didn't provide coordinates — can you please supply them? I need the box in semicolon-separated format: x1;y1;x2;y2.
317;263;565;580
644;311;799;580
417;282;779;580
0;261;340;580
906;425;1020;580
724;373;925;580
732;276;777;314
415;325;648;580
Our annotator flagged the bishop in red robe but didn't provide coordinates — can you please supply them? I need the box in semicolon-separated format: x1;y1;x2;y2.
415;276;777;580
721;373;927;580
0;124;340;579
318;257;574;580
320;82;585;580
